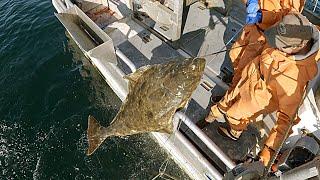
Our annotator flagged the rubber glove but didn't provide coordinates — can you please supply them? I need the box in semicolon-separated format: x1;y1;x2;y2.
246;9;262;24
246;0;262;24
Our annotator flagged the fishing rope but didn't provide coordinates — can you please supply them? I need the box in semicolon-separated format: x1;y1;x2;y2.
156;41;257;62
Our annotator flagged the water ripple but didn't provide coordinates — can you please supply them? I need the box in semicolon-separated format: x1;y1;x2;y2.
0;0;189;179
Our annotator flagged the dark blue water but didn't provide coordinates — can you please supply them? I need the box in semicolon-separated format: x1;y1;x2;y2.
0;1;188;179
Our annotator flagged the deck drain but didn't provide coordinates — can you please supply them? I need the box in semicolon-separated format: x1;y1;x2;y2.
160;26;169;31
142;34;152;43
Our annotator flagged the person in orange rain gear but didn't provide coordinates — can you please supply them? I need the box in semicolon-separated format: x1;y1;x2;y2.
205;13;320;166
228;0;306;91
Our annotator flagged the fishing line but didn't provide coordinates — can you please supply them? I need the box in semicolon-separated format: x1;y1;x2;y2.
198;42;260;58
204;24;245;65
156;41;259;61
155;26;253;62
152;109;185;180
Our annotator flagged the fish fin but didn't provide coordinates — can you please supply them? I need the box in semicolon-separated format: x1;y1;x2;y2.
124;65;151;91
87;115;108;156
164;116;174;134
162;126;173;134
124;65;151;82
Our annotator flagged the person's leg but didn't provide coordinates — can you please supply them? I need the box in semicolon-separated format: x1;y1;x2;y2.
206;81;241;122
205;98;251;140
218;116;250;140
218;74;276;140
206;26;265;123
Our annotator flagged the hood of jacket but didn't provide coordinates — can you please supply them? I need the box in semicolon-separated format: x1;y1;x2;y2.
294;25;320;61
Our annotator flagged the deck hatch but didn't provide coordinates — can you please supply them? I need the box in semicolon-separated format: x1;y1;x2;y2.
55;5;117;64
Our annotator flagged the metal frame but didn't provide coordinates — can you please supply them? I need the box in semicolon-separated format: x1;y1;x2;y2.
131;0;184;41
268;156;320;180
174;111;236;170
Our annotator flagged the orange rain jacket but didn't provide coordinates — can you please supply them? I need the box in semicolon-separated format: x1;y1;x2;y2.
218;38;320;166
229;0;305;89
211;0;320;166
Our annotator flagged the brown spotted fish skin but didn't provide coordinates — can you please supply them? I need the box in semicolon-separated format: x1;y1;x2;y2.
87;58;206;155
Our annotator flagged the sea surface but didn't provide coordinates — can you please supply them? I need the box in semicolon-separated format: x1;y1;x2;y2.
0;0;189;179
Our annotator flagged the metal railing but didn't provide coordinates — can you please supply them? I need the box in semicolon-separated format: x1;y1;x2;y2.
174;111;236;170
115;48;137;73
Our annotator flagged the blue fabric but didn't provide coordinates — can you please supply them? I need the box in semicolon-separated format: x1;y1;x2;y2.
246;0;262;24
247;1;260;14
246;9;262;24
246;0;259;6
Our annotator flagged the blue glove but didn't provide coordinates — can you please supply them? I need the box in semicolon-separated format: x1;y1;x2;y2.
246;9;262;24
247;0;260;14
246;0;259;7
246;0;262;24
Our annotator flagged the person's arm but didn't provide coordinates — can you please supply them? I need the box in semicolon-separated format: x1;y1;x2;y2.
257;0;304;30
281;0;306;12
259;66;308;166
258;9;290;29
267;67;306;143
260;112;301;166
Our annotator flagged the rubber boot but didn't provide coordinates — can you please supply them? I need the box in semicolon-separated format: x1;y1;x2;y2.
218;125;243;141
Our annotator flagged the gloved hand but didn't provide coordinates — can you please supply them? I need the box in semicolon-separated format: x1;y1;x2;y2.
259;146;274;166
246;0;259;13
246;0;262;24
246;9;262;24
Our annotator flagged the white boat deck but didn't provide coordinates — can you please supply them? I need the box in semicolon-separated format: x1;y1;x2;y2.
53;0;320;179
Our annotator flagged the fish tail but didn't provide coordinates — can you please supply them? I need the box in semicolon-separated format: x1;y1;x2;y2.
87;115;108;156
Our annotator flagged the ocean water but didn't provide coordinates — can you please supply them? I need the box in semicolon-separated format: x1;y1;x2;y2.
0;0;189;179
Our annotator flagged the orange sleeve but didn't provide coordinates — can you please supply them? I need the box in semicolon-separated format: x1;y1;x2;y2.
316;26;320;62
265;112;301;150
257;0;286;30
264;64;308;150
257;0;304;30
275;69;306;119
281;0;306;12
259;10;289;30
261;112;301;166
315;51;320;62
